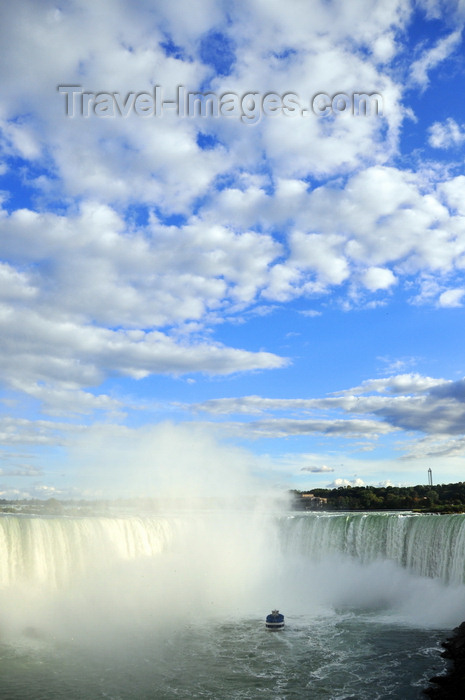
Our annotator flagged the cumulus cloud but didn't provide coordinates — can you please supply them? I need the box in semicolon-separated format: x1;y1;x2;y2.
0;0;404;212
438;288;465;307
428;118;465;149
361;267;397;291
0;307;287;392
0;2;464;372
328;478;366;488
206;164;465;306
0;203;282;328
0;199;288;407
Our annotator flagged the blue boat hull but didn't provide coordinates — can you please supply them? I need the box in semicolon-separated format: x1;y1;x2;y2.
266;611;284;629
266;620;285;630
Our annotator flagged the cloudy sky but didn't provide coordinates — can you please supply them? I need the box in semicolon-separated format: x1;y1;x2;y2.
2;0;465;499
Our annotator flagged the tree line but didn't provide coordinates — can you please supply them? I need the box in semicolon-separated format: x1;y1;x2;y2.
292;482;465;513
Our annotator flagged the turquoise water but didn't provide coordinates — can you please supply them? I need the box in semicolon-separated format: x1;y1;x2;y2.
0;612;446;699
0;511;462;698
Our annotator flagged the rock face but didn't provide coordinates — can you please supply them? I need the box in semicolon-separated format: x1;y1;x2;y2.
424;621;465;698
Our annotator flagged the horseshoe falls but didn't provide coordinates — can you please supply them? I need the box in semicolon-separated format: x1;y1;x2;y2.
1;511;464;699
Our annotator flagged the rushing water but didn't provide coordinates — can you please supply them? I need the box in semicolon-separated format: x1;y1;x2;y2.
0;511;464;699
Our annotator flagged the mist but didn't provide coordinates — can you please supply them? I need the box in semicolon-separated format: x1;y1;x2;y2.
0;509;282;647
66;421;284;504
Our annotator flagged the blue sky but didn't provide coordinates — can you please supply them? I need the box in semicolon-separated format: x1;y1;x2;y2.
2;0;465;499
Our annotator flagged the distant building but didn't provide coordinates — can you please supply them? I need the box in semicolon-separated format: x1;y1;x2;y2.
300;493;328;510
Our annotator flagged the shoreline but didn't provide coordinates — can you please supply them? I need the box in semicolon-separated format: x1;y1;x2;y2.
424;621;465;698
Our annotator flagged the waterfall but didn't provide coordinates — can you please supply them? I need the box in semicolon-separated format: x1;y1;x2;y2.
0;513;465;588
0;515;178;588
2;512;465;591
280;512;465;585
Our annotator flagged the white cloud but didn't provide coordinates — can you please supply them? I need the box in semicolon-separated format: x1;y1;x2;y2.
0;0;406;212
377;356;418;374
361;266;397;291
199;164;465;305
300;465;334;473
438;288;465;307
0;203;284;327
290;232;349;285
9;381;124;417
0;306;287;388
192;374;443;416
190;372;465;449
410;29;463;88
428;118;465;149
228;418;395;439
1;2;464;330
0;262;37;301
0;119;42;160
328;477;366;488
340;373;441;395
0;197;290;406
0;416;71;446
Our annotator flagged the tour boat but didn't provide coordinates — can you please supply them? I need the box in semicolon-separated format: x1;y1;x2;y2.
266;609;284;630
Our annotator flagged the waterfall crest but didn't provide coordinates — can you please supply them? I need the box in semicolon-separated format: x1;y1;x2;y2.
0;515;178;588
2;511;465;592
281;512;465;584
